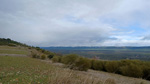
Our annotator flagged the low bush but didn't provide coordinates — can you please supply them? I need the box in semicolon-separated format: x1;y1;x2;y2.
120;60;142;66
52;56;61;63
48;53;55;59
143;67;150;80
91;60;105;71
31;53;37;58
61;54;91;71
74;57;91;71
61;54;79;65
104;61;120;73
120;63;143;78
8;43;16;47
41;55;46;60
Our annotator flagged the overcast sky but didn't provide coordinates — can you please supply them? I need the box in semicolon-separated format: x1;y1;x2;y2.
0;0;150;47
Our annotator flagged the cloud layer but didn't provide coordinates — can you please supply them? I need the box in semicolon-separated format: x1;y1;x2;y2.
0;0;150;46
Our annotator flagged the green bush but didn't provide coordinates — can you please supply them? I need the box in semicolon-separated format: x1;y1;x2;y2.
36;55;41;59
52;56;61;63
32;53;37;58
91;60;105;71
31;53;40;59
74;57;91;71
120;60;142;66
104;61;120;73
61;54;91;71
41;55;46;60
61;54;79;65
8;43;16;47
48;53;54;59
120;63;143;78
143;67;150;80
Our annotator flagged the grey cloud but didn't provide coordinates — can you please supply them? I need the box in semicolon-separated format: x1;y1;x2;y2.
0;0;150;46
142;35;150;40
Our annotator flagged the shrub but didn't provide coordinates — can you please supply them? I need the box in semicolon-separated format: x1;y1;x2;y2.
36;55;41;59
28;47;32;49
74;57;91;71
120;63;143;78
52;56;61;63
61;54;91;71
32;53;37;58
92;60;104;71
48;53;54;59
41;55;46;60
120;60;142;66
8;43;16;47
143;67;150;80
104;61;120;73
61;54;79;65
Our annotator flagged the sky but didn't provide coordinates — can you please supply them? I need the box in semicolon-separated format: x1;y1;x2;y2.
0;0;150;47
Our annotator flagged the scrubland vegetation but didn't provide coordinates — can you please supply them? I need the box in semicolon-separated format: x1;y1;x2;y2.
51;54;150;80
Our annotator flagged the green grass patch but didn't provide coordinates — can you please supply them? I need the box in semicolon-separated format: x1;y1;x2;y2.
0;56;52;83
0;46;20;50
0;50;28;55
0;56;103;84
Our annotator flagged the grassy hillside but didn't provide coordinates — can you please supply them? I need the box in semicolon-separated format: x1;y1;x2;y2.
0;46;29;55
0;38;150;84
0;56;104;84
0;38;54;58
0;56;150;84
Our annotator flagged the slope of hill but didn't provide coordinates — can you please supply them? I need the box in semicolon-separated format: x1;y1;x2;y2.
0;38;53;57
0;56;150;84
0;38;150;84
